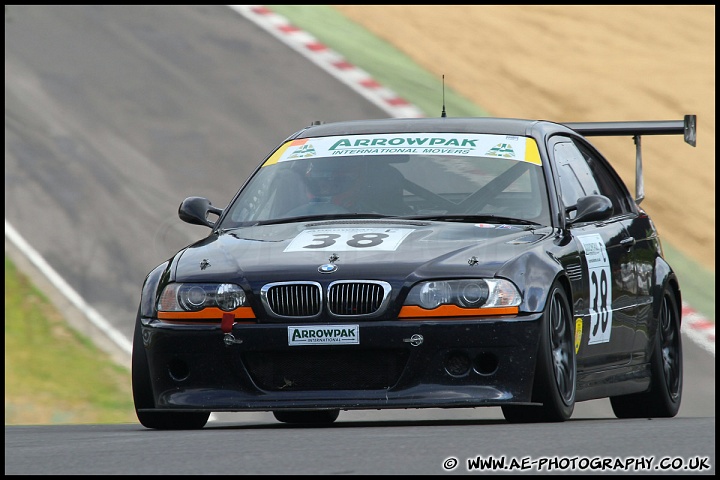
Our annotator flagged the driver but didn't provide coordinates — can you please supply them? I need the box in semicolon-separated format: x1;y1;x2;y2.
285;157;408;216
280;158;358;216
303;158;357;203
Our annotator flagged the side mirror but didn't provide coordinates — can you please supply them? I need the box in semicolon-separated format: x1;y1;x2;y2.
178;197;223;228
566;195;613;225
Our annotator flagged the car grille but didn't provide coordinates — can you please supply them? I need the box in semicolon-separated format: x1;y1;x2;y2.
244;349;409;390
327;281;390;316
261;281;391;318
261;282;322;318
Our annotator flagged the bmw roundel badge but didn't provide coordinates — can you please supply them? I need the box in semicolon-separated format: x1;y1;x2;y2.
318;263;338;274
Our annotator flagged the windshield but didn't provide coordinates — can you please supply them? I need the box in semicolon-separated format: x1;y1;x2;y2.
221;132;552;228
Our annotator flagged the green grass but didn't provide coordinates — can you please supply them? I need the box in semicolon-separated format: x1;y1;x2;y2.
4;256;136;425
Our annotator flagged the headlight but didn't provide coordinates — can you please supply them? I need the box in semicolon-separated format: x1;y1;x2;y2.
405;279;521;309
158;283;247;312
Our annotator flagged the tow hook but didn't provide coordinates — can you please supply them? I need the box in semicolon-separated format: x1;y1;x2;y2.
223;333;243;346
403;334;424;346
221;312;242;346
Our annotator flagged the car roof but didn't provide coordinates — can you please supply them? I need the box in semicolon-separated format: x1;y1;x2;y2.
294;117;578;140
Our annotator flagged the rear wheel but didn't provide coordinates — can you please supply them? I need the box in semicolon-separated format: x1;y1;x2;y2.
273;410;340;425
502;282;576;423
132;311;209;430
610;288;682;418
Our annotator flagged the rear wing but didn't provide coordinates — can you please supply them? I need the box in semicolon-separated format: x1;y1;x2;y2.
563;114;697;205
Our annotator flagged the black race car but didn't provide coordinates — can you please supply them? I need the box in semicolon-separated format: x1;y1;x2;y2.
132;115;696;429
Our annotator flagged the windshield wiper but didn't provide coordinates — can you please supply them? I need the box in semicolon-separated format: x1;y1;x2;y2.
405;214;544;226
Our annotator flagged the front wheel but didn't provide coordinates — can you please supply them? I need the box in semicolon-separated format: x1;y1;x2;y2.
610;287;682;418
502;282;576;423
273;410;340;425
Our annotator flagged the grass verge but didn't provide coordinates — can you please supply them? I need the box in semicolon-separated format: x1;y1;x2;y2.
4;256;136;425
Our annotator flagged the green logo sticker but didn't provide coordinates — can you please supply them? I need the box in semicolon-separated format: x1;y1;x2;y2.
288;144;317;159
485;143;516;158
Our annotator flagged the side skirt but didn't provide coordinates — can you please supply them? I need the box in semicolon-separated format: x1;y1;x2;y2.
576;363;651;401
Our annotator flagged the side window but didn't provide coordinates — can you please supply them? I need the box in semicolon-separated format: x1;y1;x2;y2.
553;139;632;219
553;141;601;218
573;141;633;215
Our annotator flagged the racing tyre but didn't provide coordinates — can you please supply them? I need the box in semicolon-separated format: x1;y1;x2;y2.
273;410;340;425
502;282;576;423
132;311;209;430
610;288;682;418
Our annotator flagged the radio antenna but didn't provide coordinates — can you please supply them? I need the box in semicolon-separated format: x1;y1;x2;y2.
441;75;447;118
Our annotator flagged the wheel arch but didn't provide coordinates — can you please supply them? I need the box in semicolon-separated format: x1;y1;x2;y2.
652;255;682;327
665;274;682;326
140;261;170;318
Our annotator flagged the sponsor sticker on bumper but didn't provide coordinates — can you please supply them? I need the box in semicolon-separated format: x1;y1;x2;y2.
288;325;359;345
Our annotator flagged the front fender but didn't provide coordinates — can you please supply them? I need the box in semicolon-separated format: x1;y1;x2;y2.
496;252;564;313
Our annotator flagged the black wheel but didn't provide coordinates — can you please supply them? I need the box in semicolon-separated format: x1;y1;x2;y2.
132;311;209;430
610;288;682;418
502;282;576;423
273;410;340;425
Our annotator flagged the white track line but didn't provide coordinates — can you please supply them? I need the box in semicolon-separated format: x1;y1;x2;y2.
5;220;133;356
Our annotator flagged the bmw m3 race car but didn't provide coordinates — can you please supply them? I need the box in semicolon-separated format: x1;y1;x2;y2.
132;115;696;429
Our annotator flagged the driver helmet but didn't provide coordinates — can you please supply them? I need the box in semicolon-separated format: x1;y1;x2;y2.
303;159;356;198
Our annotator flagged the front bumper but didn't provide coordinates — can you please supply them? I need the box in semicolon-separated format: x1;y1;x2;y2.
138;315;543;412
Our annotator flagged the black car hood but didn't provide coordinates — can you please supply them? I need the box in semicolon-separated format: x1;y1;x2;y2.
173;219;551;285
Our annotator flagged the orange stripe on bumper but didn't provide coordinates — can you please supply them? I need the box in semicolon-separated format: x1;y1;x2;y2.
398;305;519;319
158;307;256;321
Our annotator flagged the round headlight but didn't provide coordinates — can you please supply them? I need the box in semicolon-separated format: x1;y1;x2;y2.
458;281;489;307
418;281;451;309
405;278;520;311
215;284;246;311
178;285;207;311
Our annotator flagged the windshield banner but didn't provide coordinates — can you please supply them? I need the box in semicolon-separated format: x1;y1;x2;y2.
265;133;541;166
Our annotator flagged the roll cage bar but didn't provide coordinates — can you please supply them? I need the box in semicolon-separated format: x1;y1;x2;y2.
562;114;696;205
